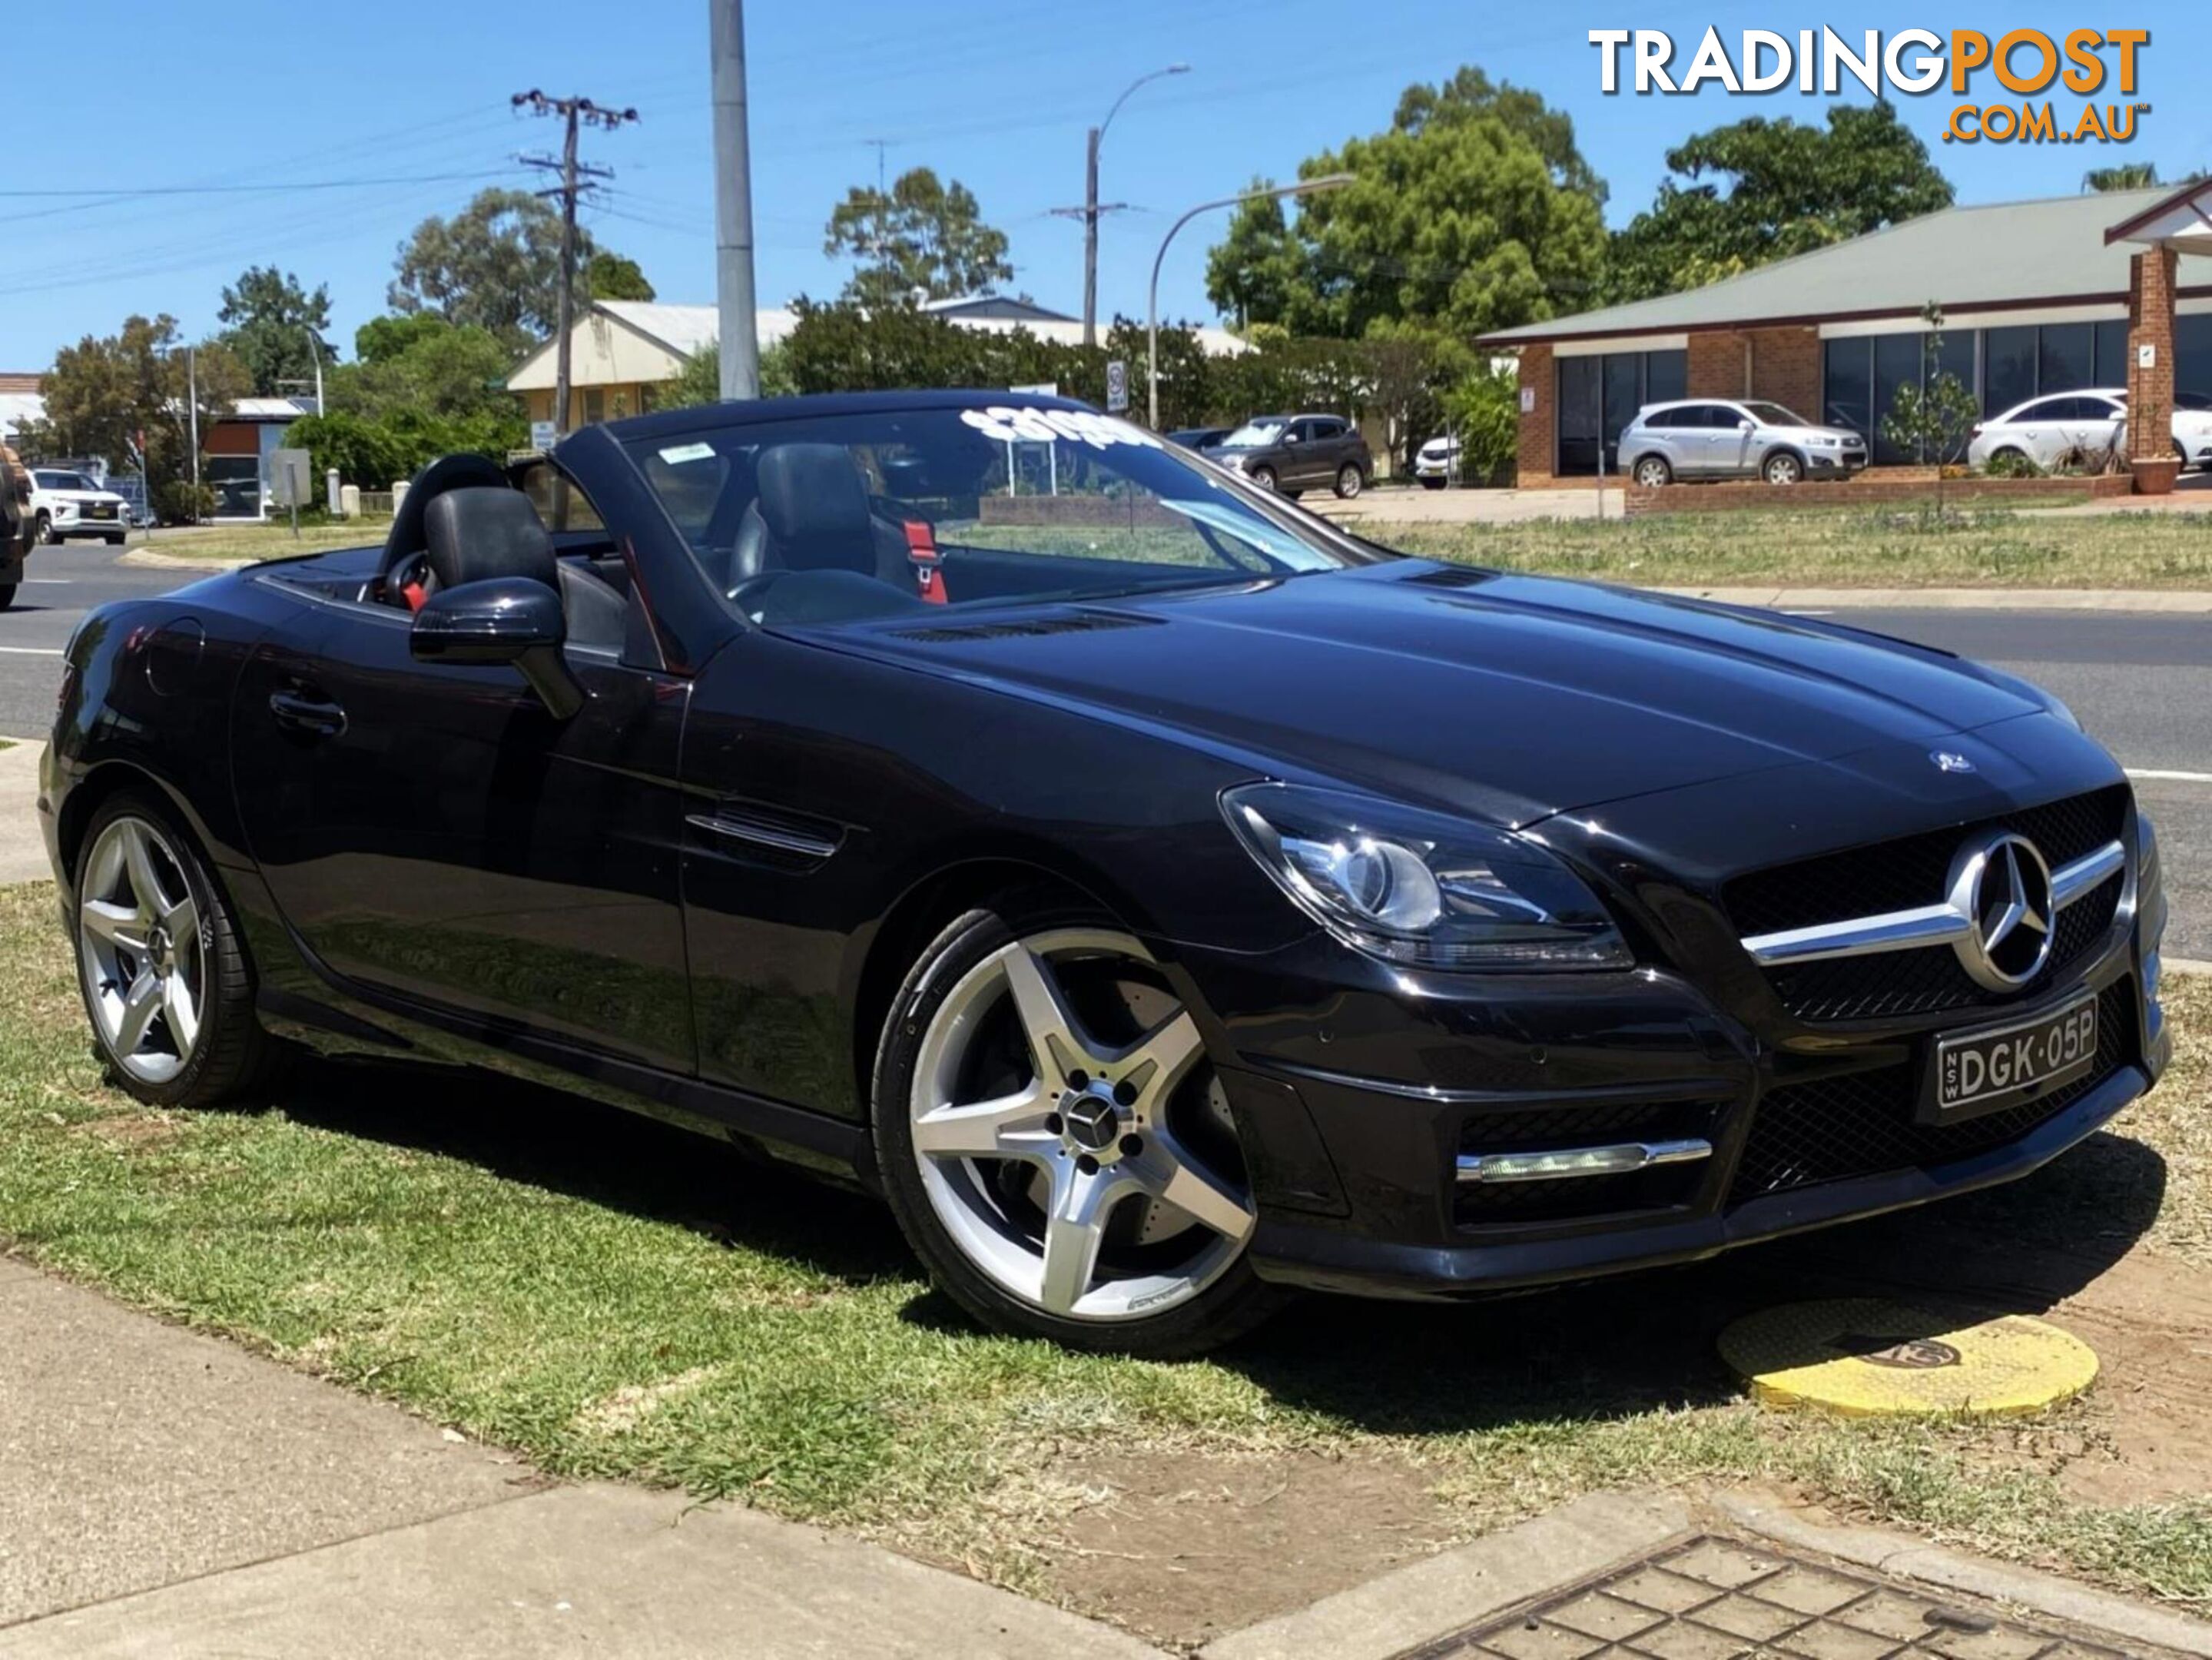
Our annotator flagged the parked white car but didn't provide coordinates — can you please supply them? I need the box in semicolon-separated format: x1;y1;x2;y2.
1411;434;1459;488
28;467;129;545
1968;387;2212;473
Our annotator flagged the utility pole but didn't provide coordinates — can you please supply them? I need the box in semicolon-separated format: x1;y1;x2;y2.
1052;65;1189;348
710;2;761;400
516;89;639;433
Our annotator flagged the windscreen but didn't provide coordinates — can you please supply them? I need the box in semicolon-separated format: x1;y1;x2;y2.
1218;419;1287;448
624;403;1363;621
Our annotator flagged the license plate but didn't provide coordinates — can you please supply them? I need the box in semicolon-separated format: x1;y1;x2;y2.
87;504;114;520
1925;990;2098;1123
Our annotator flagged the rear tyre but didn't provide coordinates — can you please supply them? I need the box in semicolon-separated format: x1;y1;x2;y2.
1762;450;1804;486
1332;463;1364;500
72;792;277;1109
872;893;1288;1357
1632;455;1673;489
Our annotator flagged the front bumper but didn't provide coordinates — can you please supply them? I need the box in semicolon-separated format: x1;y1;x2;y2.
1806;449;1867;473
1178;923;2163;1301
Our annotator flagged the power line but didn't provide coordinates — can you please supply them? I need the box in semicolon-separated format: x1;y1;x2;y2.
515;90;640;435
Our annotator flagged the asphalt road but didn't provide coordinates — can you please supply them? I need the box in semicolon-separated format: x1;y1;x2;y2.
2;546;2206;954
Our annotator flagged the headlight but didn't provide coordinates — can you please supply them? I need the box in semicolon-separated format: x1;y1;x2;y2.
1220;782;1633;971
1810;436;1839;448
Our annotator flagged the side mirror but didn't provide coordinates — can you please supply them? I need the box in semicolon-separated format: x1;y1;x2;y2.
1282;431;1301;444
410;576;584;719
1738;418;1756;431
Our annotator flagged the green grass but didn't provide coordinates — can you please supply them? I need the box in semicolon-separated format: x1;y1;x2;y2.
1;878;2207;1625
1367;506;2212;590
132;522;388;565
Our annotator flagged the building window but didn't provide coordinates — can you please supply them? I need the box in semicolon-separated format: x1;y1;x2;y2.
582;387;607;426
2178;314;2212;402
2037;324;2094;396
2093;318;2129;386
1554;348;1686;476
1983;327;2037;414
1823;338;1872;443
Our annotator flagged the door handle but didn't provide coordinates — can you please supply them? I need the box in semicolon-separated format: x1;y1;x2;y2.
269;688;347;737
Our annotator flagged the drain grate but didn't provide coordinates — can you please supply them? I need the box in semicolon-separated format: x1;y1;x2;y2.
1399;1535;2141;1660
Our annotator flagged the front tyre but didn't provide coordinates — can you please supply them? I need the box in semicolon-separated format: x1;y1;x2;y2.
1332;463;1364;499
1248;464;1278;493
872;897;1286;1356
0;584;15;611
73;793;276;1108
35;513;55;546
1762;450;1804;486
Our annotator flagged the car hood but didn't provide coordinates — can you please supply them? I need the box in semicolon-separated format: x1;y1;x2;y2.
1774;424;1862;444
45;489;125;504
801;563;2048;826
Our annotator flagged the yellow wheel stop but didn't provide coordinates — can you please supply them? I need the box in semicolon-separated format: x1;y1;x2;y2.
1719;1298;2098;1417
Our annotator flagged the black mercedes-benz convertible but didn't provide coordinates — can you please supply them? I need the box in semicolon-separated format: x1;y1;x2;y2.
41;391;2171;1354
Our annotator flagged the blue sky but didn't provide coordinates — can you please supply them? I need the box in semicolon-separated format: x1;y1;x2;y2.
2;1;2198;370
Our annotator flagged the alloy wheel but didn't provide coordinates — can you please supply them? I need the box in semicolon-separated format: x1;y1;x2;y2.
1764;453;1802;485
1335;464;1362;499
78;815;205;1084
1634;458;1670;488
907;928;1255;1323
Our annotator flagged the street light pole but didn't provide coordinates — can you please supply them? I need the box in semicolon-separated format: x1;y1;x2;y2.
1147;173;1352;428
710;0;761;400
1082;63;1187;347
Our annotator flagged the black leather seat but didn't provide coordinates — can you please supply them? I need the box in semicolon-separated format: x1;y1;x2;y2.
422;486;628;652
727;443;907;592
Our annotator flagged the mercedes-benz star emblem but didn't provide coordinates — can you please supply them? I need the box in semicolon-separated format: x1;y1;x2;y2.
1946;830;2054;991
1931;750;1976;774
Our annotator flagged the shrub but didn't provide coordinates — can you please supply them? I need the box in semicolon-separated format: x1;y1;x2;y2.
1982;449;2044;479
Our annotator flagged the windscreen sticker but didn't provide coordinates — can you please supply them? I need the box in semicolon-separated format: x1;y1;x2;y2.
656;441;718;465
959;407;1162;451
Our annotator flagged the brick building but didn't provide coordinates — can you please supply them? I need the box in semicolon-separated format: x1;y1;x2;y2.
1477;184;2212;487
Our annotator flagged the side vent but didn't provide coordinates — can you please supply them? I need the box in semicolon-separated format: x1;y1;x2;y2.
685;801;847;872
1401;563;1497;590
890;609;1162;644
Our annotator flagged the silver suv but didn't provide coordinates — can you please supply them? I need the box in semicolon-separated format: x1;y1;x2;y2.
1620;399;1867;487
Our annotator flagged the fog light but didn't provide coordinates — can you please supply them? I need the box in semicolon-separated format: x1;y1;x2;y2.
1457;1138;1711;1184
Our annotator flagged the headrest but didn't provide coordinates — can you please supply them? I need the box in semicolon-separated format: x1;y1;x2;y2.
755;443;872;565
423;488;555;592
383;451;509;569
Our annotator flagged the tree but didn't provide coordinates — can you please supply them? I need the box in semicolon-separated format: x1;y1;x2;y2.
658;340;797;408
824;168;1013;306
2081;161;2205;192
1607;104;1952;304
28;314;248;520
217;267;334;397
389;188;605;350
1357;319;1474;472
1203;184;1302;329
327;315;517;423
1391;65;1606;204
1202;69;1607;338
1879;304;1982;516
585;251;655;301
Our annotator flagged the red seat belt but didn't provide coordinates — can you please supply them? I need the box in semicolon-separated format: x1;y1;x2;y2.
903;520;947;605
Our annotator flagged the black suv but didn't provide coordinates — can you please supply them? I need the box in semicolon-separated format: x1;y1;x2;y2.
1205;413;1372;499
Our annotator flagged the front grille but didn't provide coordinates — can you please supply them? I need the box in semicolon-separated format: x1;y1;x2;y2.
1726;785;2130;1022
1454;1099;1716;1228
1727;978;2135;1205
1766;871;2121;1021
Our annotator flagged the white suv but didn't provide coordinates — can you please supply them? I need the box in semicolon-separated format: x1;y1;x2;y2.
28;467;130;545
1967;387;2212;473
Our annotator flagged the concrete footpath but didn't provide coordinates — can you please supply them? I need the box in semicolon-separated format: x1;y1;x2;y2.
8;1254;2212;1659
0;1259;1156;1658
0;743;44;885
